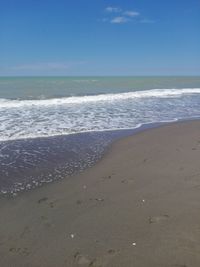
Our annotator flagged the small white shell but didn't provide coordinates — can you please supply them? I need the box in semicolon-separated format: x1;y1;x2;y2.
70;234;75;239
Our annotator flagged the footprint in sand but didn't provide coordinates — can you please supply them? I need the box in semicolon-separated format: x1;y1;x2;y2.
38;197;57;208
102;175;112;181
73;249;117;267
76;198;105;207
38;197;48;204
149;214;169;224
9;247;30;256
49;201;55;208
76;200;83;205
121;179;134;184
107;249;116;255
73;252;96;266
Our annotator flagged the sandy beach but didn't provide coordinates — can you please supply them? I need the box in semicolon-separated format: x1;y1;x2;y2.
1;120;200;267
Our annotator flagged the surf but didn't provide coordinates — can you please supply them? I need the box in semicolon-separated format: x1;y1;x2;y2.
1;88;200;108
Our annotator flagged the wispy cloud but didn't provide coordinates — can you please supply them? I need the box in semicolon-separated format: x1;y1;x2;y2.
103;6;153;25
12;62;70;71
0;61;87;76
123;11;140;17
105;6;122;13
110;16;129;24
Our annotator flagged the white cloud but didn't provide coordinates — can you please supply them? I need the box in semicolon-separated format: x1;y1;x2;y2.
105;6;122;13
110;16;129;24
103;6;154;25
123;11;140;17
12;62;70;71
8;61;87;72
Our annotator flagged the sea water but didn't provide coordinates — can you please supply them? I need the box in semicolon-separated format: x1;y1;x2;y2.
1;76;200;195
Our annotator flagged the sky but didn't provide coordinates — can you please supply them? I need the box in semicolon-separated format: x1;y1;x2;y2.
0;0;200;76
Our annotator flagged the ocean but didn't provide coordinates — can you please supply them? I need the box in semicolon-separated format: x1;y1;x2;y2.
1;76;200;195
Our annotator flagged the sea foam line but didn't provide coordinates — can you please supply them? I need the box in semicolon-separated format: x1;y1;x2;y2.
0;118;179;142
0;88;200;108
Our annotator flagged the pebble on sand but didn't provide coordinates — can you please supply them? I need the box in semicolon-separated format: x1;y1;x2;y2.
70;234;75;239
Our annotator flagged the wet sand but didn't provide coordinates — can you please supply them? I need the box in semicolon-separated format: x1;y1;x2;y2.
1;120;200;266
0;129;135;195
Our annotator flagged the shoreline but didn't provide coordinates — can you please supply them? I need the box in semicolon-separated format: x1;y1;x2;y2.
1;117;199;197
0;119;173;197
1;120;200;266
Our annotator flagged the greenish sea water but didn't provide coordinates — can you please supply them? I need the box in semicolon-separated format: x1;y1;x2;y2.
1;76;200;195
0;76;200;141
0;76;200;99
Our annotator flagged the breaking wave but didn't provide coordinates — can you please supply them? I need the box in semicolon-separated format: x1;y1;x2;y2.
0;88;200;108
1;88;200;141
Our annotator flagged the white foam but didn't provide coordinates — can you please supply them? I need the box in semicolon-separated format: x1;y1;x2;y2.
1;88;200;142
0;88;200;108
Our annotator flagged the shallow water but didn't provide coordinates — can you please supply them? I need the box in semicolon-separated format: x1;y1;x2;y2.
0;129;137;196
1;76;200;195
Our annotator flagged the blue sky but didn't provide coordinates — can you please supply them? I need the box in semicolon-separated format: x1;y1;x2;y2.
1;0;200;76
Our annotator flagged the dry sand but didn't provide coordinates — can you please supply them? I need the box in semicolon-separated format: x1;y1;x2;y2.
1;120;200;267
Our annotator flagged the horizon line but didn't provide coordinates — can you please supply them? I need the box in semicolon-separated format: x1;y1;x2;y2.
0;74;200;78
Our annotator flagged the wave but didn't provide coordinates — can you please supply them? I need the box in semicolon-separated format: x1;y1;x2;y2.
1;88;200;108
0;119;180;142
